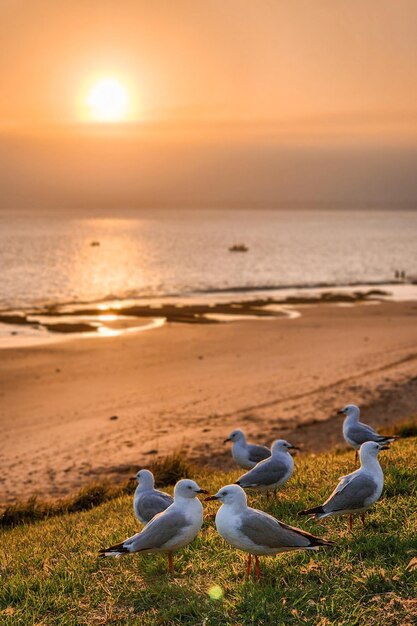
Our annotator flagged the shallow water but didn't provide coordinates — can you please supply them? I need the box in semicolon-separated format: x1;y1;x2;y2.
0;208;416;310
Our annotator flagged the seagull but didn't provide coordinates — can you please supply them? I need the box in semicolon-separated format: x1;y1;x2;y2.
99;479;208;572
224;429;271;469
299;441;388;530
206;484;333;579
339;404;397;461
133;469;173;524
235;439;297;498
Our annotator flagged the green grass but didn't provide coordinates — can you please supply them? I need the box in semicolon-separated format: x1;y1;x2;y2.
1;439;416;625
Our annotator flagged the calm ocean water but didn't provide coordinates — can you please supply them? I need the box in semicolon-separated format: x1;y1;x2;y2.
0;208;416;310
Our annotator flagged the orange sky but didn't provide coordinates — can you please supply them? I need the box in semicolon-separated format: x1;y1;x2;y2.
1;0;417;208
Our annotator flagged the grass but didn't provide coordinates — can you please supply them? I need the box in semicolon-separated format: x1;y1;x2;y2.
391;416;417;438
1;439;416;625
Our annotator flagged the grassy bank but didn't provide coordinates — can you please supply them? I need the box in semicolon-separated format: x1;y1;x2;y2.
1;438;416;625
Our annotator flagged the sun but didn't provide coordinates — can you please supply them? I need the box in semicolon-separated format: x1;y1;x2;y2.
86;77;129;122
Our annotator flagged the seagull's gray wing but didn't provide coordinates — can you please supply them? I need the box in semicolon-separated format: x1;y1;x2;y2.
240;509;328;549
237;457;289;488
124;508;190;552
323;474;377;513
135;491;174;523
246;444;271;464
347;423;382;445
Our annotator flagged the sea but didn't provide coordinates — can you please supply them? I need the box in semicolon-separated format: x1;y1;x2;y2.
0;208;416;311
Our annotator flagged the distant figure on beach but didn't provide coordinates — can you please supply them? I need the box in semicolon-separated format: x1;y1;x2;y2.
299;441;388;529
224;429;271;469
339;404;398;461
133;469;173;524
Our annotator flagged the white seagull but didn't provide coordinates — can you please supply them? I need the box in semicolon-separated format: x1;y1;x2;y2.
224;429;271;470
339;404;397;461
133;469;173;524
206;484;333;579
235;439;297;498
100;479;208;572
299;441;388;530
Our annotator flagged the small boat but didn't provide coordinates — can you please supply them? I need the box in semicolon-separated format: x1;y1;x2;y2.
90;241;100;247
229;244;249;253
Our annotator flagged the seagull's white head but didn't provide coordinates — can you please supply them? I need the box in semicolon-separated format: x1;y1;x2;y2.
134;469;154;488
360;440;389;461
338;404;360;419
205;484;247;507
271;439;298;455
174;479;208;499
224;429;246;444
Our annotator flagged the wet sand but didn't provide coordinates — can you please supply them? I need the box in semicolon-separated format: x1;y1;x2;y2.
1;300;417;505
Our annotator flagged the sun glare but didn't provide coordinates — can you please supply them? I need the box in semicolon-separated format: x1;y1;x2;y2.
86;77;129;122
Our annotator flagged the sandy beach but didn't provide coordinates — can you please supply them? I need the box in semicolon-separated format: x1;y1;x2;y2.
1;299;417;506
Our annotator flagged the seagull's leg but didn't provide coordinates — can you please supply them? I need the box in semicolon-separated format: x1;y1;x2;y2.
360;512;366;527
266;491;271;502
348;514;353;531
245;554;252;578
167;551;174;573
354;450;358;464
254;555;261;580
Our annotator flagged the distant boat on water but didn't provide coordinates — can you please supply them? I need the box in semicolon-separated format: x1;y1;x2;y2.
229;244;249;253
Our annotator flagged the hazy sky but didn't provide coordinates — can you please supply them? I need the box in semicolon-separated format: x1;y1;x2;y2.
1;0;417;209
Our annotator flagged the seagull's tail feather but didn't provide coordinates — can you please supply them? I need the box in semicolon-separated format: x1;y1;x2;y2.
234;481;254;489
298;505;325;517
378;435;399;442
99;541;130;558
279;521;334;548
306;536;334;548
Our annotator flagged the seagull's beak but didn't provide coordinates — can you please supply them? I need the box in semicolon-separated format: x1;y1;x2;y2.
223;438;231;443
197;488;209;494
204;495;219;501
337;409;345;415
380;444;390;450
289;445;299;450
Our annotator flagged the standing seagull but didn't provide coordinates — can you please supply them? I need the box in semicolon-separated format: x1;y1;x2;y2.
339;404;397;461
299;441;388;530
235;439;296;498
133;469;173;524
100;479;207;572
224;429;271;469
206;484;332;579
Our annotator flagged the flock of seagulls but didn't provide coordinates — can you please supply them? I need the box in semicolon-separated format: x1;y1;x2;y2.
100;403;398;579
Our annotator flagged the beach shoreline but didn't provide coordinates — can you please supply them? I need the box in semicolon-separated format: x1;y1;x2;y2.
1;299;416;507
1;282;417;350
